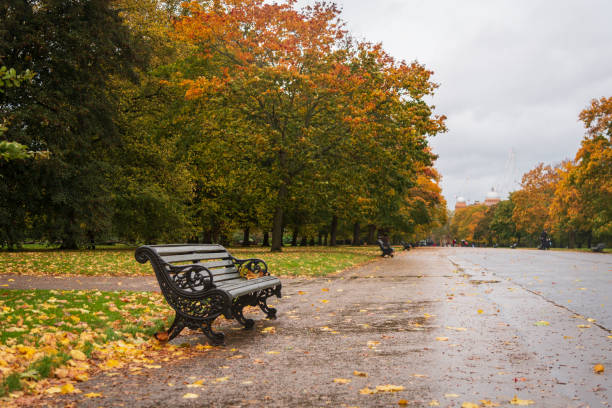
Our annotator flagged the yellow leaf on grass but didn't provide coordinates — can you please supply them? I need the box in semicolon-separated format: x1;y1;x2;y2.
510;395;534;405
353;371;367;377
100;359;122;370
70;315;80;324
462;403;479;408
435;337;449;341
46;387;62;394
84;392;102;398
70;350;86;361
333;378;351;384
183;393;199;399
594;364;604;373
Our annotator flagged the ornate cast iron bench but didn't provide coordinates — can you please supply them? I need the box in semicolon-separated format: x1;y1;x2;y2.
377;239;394;257
135;244;282;345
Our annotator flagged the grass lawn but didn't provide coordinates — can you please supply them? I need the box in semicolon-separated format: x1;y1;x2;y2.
0;246;383;277
0;289;178;399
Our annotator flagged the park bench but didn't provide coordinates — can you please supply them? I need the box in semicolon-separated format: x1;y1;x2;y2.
400;241;411;251
377;239;394;257
591;243;605;253
135;244;282;345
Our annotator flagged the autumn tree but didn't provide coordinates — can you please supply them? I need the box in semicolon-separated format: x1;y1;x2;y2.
172;0;445;251
511;163;560;244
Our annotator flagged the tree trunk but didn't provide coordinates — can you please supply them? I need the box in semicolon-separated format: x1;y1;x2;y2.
317;232;323;246
300;235;307;246
367;224;376;244
568;231;575;249
352;222;360;246
271;184;287;252
323;234;328;246
329;215;338;246
291;228;298;246
202;229;213;244
262;231;270;247
242;226;250;246
587;231;592;248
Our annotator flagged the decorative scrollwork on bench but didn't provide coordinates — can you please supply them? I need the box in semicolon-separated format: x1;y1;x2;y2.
167;263;214;292
234;257;269;278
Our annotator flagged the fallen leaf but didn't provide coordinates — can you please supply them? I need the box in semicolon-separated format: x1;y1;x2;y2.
446;326;467;331
154;331;169;342
353;370;367;377
594;364;604;374
429;400;440;406
183;393;199;399
144;364;161;369
84;392;102;398
187;379;205;388
321;288;329;292
477;309;483;314
266;351;280;355
445;393;460;398
435;337;449;341
534;321;550;326
480;401;500;407
333;378;351;384
510;395;534;405
462;403;479;408
214;376;229;382
367;340;380;347
412;374;428;378
46;386;62;394
577;324;591;328
261;327;276;334
60;383;79;394
376;384;405;392
359;387;375;395
398;399;409;405
298;291;306;295
320;299;329;303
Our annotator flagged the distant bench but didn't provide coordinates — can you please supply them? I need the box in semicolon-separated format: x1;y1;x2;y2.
135;244;282;345
377;239;394;257
591;243;605;253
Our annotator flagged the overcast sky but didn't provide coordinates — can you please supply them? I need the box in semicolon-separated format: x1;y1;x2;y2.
298;0;612;208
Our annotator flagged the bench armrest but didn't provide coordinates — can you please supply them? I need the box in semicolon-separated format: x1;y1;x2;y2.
232;257;269;277
166;263;216;292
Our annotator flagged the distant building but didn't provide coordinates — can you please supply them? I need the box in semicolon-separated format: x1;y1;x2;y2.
484;188;501;206
455;196;467;210
454;188;501;210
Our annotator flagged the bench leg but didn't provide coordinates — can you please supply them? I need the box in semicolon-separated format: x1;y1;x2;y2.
165;314;186;341
231;299;255;330
201;319;225;345
257;292;277;319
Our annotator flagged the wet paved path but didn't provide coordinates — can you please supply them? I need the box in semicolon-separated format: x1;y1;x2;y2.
3;248;611;407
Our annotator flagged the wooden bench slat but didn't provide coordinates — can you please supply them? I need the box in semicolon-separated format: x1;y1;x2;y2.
217;276;278;291
196;259;235;269
161;252;231;263
153;244;226;255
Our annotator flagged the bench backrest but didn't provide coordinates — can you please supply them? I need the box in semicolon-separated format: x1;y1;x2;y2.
150;244;241;284
135;244;243;296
